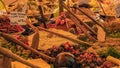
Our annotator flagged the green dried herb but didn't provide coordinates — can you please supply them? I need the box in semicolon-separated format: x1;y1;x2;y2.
98;47;120;59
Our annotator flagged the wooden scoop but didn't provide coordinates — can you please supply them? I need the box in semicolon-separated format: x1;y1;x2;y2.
0;32;55;62
26;18;40;56
68;14;97;41
62;2;97;36
0;47;40;68
38;27;93;46
74;6;105;29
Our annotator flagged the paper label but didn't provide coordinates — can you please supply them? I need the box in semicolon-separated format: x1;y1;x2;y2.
9;12;26;25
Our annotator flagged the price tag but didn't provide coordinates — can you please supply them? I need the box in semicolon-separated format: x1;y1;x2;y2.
9;12;26;25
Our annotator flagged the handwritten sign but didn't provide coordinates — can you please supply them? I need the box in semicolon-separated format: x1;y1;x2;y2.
9;12;26;25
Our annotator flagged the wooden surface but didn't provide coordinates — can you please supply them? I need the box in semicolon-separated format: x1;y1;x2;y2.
12;59;51;68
